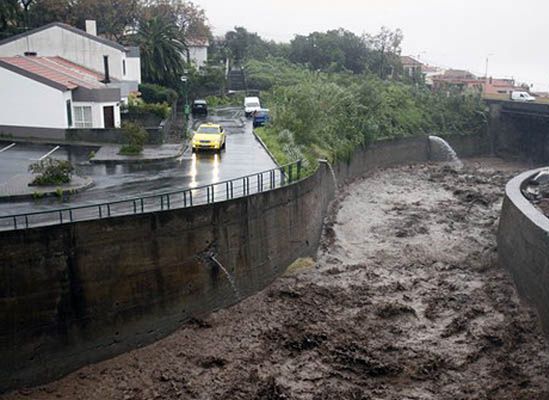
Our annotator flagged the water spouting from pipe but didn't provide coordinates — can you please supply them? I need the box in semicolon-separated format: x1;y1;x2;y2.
429;136;463;170
318;159;338;188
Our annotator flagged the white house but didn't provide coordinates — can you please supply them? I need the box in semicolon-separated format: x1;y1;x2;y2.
0;21;140;100
0;55;122;137
187;38;209;68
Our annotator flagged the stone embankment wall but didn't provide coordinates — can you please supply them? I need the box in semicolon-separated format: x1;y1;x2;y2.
0;133;488;392
498;169;549;338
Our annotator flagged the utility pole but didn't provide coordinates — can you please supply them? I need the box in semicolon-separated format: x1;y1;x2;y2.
180;74;190;123
484;53;494;94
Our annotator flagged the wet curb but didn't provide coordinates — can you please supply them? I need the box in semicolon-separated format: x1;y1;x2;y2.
252;130;280;167
89;145;185;165
0;176;94;203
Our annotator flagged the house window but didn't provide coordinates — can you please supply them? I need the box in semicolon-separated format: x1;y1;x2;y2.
66;100;72;127
74;106;93;128
123;59;126;76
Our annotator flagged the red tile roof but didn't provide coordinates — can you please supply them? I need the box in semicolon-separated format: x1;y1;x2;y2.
0;55;109;91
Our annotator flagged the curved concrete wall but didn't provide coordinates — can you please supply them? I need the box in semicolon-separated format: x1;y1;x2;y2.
0;134;485;392
498;169;549;338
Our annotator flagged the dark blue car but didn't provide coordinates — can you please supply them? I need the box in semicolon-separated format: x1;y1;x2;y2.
253;109;270;127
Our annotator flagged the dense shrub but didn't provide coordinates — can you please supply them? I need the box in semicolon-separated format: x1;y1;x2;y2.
139;83;179;104
246;57;316;91
250;58;487;168
119;122;149;155
28;159;74;186
128;101;171;119
205;93;245;107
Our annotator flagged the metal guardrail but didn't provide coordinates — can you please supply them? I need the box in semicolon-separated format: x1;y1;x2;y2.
0;160;303;232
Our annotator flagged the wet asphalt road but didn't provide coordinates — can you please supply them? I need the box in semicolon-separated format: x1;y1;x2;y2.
0;107;277;217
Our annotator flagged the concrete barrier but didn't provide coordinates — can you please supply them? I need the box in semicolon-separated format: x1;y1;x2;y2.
0;133;485;392
498;168;549;338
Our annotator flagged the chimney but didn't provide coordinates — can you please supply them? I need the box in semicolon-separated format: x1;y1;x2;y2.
102;55;110;84
85;20;97;36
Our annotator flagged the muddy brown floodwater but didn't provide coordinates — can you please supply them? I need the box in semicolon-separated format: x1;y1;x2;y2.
3;157;549;400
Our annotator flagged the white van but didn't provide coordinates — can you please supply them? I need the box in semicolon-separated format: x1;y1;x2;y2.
244;96;261;118
510;91;536;102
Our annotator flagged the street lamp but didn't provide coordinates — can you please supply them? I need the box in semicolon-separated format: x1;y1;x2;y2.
21;0;32;30
180;74;189;122
21;0;33;53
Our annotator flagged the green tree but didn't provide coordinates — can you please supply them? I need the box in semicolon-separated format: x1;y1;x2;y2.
71;0;141;40
139;0;210;40
224;26;285;63
365;26;403;79
2;0;210;45
288;29;371;74
25;0;75;29
0;0;22;38
9;0;138;39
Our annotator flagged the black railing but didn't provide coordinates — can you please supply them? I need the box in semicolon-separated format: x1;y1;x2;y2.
0;161;302;232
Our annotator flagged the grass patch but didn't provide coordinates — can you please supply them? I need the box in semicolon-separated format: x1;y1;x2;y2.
255;126;319;176
205;93;246;107
119;144;144;155
254;127;290;165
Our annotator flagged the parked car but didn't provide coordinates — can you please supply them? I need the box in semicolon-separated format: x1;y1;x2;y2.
192;123;226;152
510;91;536;102
191;99;208;116
253;109;270;127
244;96;261;118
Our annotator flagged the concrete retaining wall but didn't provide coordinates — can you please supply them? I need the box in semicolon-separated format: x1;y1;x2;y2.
440;132;492;158
0;133;484;392
488;103;549;163
498;169;549;338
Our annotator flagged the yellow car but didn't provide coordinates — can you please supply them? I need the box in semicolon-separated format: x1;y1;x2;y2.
191;123;226;152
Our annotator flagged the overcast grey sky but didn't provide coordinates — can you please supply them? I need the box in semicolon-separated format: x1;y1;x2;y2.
194;0;549;90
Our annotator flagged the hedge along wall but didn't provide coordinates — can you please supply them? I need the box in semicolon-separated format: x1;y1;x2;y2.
0;134;488;392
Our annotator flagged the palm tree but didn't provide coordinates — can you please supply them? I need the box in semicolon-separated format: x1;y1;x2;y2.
135;16;187;86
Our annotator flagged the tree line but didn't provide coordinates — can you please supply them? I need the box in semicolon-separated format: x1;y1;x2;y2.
0;0;209;40
212;26;404;80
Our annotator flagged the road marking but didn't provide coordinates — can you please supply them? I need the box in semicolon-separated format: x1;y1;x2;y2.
0;143;16;154
32;145;61;161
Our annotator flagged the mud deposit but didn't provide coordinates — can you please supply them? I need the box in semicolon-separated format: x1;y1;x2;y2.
3;158;549;400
